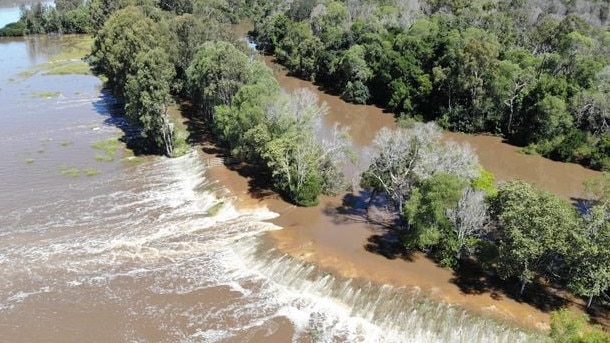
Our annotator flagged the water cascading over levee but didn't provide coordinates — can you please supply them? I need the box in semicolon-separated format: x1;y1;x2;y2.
232;238;548;343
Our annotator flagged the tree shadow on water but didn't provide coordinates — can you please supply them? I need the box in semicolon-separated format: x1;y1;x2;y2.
450;260;570;313
91;88;155;155
322;190;414;261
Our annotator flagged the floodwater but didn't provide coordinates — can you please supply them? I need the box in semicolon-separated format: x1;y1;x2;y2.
264;55;600;199
0;15;595;343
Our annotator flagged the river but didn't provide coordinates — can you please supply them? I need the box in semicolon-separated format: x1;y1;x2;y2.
0;9;597;343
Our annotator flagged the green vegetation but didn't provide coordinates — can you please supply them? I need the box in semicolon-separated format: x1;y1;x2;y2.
43;62;91;76
206;201;224;217
14;36;94;79
86;1;352;205
47;1;610;336
550;309;610;343
91;137;119;162
0;0;91;36
25;158;34;164
83;167;100;176
30;91;60;98
362;125;610;321
59;165;99;177
60;166;81;177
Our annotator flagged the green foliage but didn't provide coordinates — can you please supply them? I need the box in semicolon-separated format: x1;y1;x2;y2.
550;309;610;343
92;6;169;96
0;21;26;36
491;181;579;293
187;41;252;118
5;1;92;35
251;0;610;170
404;173;467;266
471;166;497;196
125;48;176;156
91;137;120;161
566;205;610;307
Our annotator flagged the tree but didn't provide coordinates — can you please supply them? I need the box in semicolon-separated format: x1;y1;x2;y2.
125;48;176;156
276;21;322;79
572;67;610;136
492;181;578;295
567;205;610;308
89;0;121;33
92;6;168;96
584;172;610;206
186;41;252;120
213;61;280;156
403;173;467;266
169;13;234;88
159;0;193;14
361;122;479;218
335;44;372;103
261;89;351;206
447;187;489;260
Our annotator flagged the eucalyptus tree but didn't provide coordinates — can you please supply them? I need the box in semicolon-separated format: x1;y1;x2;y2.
361;122;479;217
567;205;610;308
92;6;169;96
261;89;352;205
491;181;578;295
125;48;176;156
187;41;253;120
447;187;489;260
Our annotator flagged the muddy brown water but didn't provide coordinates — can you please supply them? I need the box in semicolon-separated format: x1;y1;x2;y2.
0;19;599;343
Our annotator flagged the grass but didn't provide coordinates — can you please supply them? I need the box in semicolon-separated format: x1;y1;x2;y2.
91;137;120;162
60;166;80;178
83;168;99;176
59;165;99;178
59;140;73;147
18;70;37;78
15;36;94;80
49;36;93;63
31;91;61;98
43;36;93;76
94;153;114;162
43;62;91;76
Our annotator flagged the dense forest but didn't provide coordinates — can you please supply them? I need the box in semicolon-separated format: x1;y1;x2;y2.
251;0;610;171
3;0;610;340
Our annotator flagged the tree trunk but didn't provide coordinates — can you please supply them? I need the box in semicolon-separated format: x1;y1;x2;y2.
587;295;594;308
519;281;526;296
